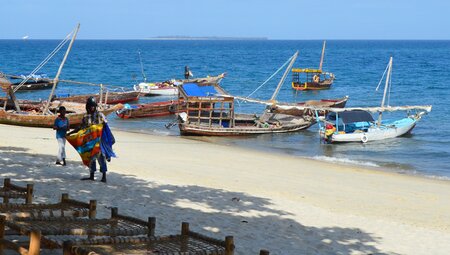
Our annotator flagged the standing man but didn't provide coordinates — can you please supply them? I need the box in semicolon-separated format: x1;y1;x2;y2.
79;97;108;182
53;106;69;166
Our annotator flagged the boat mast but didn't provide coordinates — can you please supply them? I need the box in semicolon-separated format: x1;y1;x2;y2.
43;23;80;114
270;51;299;101
377;57;393;126
138;51;147;82
318;40;326;71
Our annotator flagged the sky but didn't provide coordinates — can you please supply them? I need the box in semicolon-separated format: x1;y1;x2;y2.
1;0;449;40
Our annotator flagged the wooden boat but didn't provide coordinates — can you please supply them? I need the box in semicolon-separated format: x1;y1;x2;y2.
177;52;315;136
0;24;123;128
318;57;431;143
54;91;140;104
116;100;183;119
291;41;335;91
269;96;348;117
0;73;53;91
0;101;122;128
134;73;226;96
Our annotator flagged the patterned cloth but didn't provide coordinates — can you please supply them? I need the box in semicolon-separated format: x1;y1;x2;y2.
66;124;103;166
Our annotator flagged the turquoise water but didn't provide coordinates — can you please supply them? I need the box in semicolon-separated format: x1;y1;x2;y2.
1;40;449;178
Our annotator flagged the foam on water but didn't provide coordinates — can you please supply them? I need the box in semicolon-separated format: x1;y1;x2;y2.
310;156;380;168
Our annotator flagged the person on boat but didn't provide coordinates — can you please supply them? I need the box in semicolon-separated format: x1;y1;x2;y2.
70;97;109;182
313;74;320;83
53;106;69;166
324;123;336;143
184;66;192;79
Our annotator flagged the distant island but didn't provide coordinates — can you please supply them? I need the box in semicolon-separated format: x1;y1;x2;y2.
146;36;268;41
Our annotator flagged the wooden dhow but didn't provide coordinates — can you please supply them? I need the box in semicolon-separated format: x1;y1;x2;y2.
116;100;182;119
177;52;315;136
0;24;123;128
292;41;335;91
54;90;140;104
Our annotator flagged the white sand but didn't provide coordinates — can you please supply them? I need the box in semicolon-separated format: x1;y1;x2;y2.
1;124;450;254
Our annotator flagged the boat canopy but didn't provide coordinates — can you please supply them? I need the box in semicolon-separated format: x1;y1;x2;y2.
292;68;322;73
182;83;218;97
326;110;374;124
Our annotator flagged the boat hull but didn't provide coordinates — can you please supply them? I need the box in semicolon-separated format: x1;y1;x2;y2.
179;113;315;136
292;79;333;91
322;117;418;143
0;104;122;128
116;100;181;119
55;91;140;104
11;82;54;91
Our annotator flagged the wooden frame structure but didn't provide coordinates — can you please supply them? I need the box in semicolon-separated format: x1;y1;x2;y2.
0;193;96;221
63;222;234;255
0;178;33;204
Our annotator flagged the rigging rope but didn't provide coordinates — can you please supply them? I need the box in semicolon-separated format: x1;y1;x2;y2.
375;61;390;92
245;54;294;99
13;31;73;92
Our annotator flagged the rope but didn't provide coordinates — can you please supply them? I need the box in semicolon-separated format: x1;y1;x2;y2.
13;31;73;92
245;54;294;99
375;61;390;91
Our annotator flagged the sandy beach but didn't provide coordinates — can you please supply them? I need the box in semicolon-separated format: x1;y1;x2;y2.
1;123;450;254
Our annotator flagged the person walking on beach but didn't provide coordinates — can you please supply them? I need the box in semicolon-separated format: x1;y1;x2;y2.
53;106;69;166
70;97;109;182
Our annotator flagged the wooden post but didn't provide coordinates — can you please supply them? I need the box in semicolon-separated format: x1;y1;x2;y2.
3;178;10;188
61;193;69;202
225;236;234;255
26;184;33;204
2;178;10;204
28;230;41;255
0;215;5;239
63;241;72;255
260;249;270;255
111;207;118;218
88;200;97;219
181;222;189;236
148;217;156;237
99;84;103;110
0;216;4;255
180;222;189;252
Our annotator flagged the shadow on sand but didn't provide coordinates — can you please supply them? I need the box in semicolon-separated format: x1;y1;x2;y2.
0;146;392;255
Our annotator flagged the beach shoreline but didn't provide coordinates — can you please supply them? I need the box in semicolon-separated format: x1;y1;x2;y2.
1;124;450;254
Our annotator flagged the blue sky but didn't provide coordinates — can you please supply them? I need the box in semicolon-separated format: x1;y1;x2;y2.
1;0;449;39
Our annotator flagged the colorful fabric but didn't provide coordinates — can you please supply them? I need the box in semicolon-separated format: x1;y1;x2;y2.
66;124;103;166
100;122;116;160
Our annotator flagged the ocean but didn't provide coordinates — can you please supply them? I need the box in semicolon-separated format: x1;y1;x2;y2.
1;40;449;179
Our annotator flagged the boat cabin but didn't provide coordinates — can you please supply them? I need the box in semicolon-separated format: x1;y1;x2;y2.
324;110;374;134
178;83;236;128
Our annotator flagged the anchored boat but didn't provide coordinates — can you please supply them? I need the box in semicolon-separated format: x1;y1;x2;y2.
318;57;431;143
177;52;315;136
292;41;335;91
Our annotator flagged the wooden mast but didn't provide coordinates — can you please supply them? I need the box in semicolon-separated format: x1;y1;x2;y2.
270;51;299;102
318;40;326;71
377;57;393;126
43;23;80;114
0;74;21;111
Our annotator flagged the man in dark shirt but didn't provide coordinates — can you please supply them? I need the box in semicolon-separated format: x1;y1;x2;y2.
80;97;108;182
